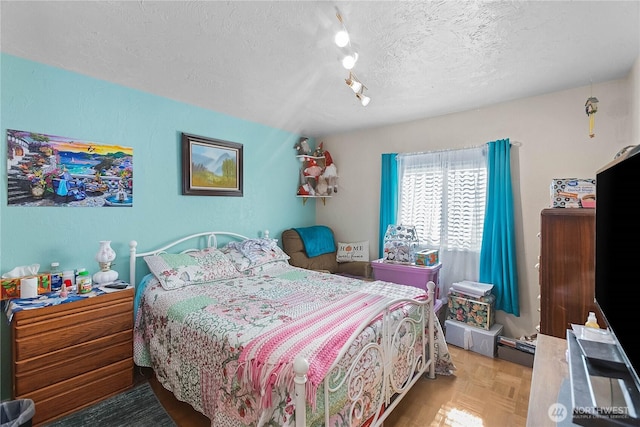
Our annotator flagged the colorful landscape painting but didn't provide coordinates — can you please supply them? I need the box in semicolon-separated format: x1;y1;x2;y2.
6;129;133;207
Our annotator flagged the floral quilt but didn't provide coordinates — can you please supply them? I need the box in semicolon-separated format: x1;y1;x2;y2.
133;264;454;427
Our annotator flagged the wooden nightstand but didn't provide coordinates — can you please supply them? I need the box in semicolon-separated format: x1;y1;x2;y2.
11;288;134;426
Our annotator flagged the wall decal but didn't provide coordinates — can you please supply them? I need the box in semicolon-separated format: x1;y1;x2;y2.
6;129;133;207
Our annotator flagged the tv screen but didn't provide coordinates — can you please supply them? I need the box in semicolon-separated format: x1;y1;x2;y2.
595;145;640;389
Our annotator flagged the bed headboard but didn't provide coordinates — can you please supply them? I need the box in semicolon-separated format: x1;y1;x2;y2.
128;231;251;286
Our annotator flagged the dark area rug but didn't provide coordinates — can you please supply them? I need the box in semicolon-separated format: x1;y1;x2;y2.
45;382;177;427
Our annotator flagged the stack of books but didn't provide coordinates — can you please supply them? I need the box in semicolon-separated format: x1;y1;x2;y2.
450;280;494;298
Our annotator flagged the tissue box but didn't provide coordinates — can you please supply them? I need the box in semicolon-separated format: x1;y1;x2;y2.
415;249;439;267
1;273;51;300
550;178;596;208
447;290;495;330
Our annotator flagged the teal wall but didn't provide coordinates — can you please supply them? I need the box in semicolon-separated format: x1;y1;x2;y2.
0;53;318;399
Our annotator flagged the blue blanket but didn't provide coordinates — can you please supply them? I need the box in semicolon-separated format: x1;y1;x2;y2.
294;225;336;258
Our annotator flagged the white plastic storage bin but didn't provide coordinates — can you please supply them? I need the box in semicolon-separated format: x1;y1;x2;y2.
445;320;503;358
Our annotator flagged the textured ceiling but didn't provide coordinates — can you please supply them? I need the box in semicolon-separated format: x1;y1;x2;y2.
1;1;639;137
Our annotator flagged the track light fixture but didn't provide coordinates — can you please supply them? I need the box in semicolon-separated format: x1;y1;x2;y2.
335;8;359;70
356;88;371;107
345;72;370;106
335;8;371;106
345;72;363;93
334;9;350;48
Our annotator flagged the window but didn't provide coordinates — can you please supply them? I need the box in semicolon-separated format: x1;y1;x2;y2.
397;146;487;292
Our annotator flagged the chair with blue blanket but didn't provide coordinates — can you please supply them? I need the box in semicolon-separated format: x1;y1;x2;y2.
281;226;372;279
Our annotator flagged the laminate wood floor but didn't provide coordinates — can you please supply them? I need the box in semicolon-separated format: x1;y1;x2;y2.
144;345;533;426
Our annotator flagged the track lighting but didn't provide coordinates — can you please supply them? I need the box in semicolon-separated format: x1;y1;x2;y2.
345;72;363;93
334;8;371;106
345;72;370;107
334;9;350;48
356;88;370;107
335;30;349;48
341;52;358;70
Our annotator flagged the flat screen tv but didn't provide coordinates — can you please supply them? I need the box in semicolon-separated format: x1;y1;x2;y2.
595;145;640;390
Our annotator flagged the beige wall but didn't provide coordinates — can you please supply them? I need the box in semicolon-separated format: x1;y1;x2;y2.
316;72;637;338
632;57;640;143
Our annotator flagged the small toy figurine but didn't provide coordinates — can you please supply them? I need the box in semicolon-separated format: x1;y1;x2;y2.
313;142;325;157
60;283;68;298
294;138;311;155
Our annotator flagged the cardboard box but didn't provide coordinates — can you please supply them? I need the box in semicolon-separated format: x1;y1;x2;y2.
550;178;596;208
415;249;439;267
1;273;51;300
445;320;503;358
497;344;535;368
447;290;495;330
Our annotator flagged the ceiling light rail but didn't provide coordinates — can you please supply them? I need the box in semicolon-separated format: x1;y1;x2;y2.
334;7;370;107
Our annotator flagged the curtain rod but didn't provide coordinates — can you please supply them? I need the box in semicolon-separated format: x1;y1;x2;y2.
395;140;522;157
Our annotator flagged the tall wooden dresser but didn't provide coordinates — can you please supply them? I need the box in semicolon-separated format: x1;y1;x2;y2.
539;208;602;339
11;288;134;426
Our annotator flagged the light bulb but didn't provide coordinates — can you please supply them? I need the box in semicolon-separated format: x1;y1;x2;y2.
356;93;370;107
335;30;349;47
342;52;358;70
345;76;362;93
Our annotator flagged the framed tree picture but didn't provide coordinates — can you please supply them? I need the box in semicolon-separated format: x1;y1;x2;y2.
181;133;243;197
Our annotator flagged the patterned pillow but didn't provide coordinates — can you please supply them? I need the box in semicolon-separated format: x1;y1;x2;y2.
221;239;290;272
143;247;241;290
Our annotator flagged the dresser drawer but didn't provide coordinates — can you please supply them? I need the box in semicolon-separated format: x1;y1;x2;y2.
21;360;133;426
13;297;132;339
14;331;132;395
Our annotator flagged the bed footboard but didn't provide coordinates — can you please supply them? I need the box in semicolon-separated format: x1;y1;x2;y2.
293;281;436;427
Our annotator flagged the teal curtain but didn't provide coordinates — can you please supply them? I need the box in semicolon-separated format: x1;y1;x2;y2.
479;139;519;316
379;153;398;258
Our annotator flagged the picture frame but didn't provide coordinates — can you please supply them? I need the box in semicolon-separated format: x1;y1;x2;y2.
181;133;243;197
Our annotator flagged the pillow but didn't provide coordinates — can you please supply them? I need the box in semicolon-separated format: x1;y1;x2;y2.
222;239;290;272
240;260;291;276
143;247;240;290
336;241;370;263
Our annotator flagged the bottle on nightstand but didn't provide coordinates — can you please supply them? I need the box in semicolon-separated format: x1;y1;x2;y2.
50;262;63;291
585;311;600;329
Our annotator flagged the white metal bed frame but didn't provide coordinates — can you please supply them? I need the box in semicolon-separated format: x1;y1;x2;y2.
129;231;436;427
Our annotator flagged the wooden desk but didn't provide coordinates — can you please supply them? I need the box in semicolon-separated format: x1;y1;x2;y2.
527;334;568;427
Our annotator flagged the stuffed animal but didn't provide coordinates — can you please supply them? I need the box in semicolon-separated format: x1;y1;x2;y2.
297;183;315;196
294;138;311;155
321;151;339;194
316;175;329;196
303;158;323;178
313;141;325;158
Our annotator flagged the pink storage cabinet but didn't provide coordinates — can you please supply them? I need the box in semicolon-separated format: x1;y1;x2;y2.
370;259;442;299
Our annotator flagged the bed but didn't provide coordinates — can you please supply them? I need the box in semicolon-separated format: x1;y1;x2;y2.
129;231;454;427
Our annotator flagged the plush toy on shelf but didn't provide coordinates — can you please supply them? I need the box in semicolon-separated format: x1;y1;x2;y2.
316;175;329;196
313;141;325;158
297;183;316;196
321;150;339;194
303;158;323;178
294;137;311;155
